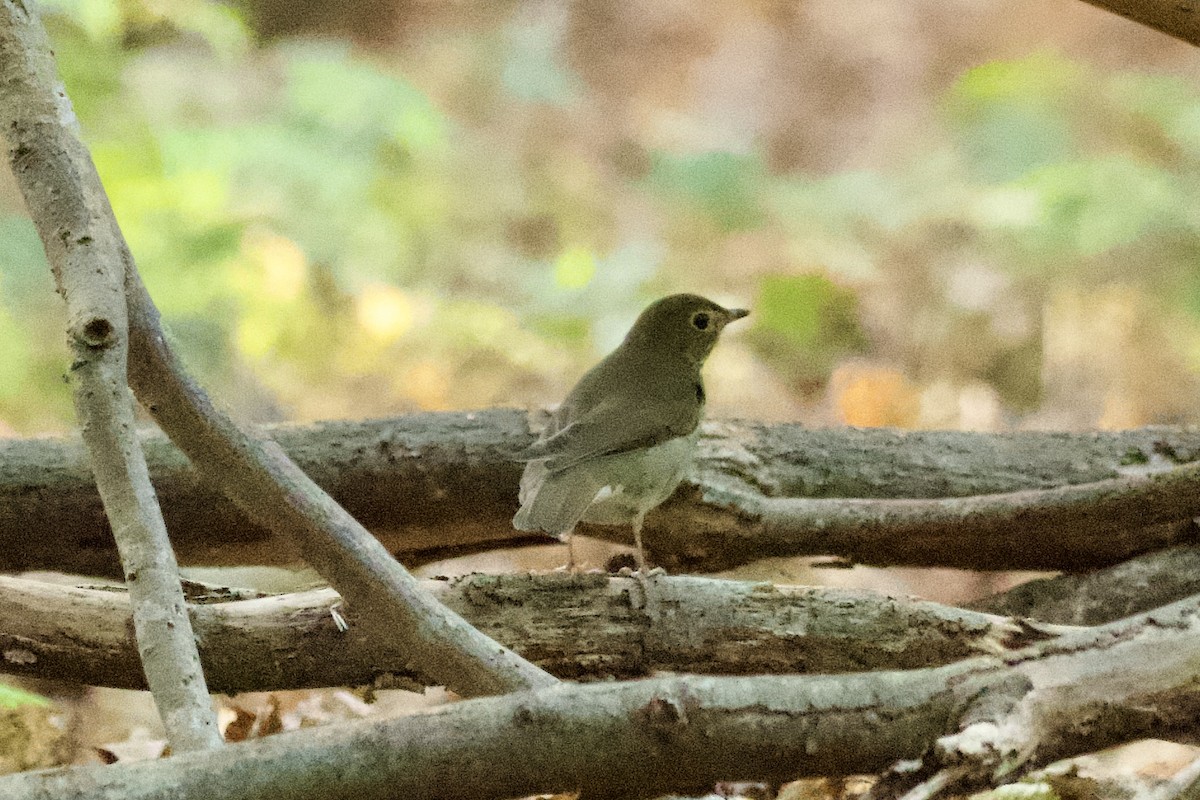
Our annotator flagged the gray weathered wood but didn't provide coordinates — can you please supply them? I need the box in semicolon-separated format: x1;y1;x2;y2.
1;415;1197;574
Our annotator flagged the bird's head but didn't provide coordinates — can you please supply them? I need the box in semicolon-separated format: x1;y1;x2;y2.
622;293;749;365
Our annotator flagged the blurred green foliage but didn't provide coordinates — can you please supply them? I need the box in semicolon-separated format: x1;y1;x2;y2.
647;151;766;231
0;682;49;710
749;274;866;393
1;2;1199;432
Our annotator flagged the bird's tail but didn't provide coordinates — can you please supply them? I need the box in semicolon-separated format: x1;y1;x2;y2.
513;462;604;539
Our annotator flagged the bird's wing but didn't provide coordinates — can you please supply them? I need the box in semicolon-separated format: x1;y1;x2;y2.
519;397;699;473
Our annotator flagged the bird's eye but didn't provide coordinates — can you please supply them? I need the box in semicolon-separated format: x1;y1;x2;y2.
692;312;710;330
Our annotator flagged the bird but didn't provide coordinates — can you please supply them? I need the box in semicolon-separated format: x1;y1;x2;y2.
513;293;749;571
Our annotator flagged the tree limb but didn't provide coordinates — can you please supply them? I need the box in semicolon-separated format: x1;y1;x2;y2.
0;663;1005;800
869;593;1200;799
8;593;1200;800
700;463;1200;572
970;543;1200;625
1078;0;1200;46
1;417;1198;575
0;573;1047;692
0;0;219;753
0;0;555;699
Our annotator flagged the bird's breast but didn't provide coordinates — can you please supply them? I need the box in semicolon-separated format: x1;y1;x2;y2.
578;429;700;525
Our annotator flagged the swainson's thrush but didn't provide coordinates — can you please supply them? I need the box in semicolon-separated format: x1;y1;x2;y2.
513;293;749;570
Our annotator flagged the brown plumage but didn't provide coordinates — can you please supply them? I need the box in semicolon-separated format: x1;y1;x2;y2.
514;294;748;569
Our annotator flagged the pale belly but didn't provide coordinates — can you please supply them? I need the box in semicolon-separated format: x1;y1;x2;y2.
578;431;699;526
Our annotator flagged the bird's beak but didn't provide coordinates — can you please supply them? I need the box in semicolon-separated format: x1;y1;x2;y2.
723;307;750;323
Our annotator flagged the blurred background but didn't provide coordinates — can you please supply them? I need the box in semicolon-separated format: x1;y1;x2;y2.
3;0;1200;779
1;0;1199;437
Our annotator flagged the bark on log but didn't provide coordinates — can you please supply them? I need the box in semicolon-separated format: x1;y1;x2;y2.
1;414;1198;575
7;592;1200;800
970;543;1200;625
0;573;1042;692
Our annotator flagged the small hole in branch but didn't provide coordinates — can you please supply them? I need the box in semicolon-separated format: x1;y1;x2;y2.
80;317;114;347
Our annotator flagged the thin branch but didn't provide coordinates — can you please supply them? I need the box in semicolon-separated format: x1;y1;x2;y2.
121;271;557;696
0;0;555;698
705;463;1200;572
1078;0;1200;46
2;417;1199;576
970;543;1200;625
0;573;1049;692
9;592;1200;800
0;0;218;752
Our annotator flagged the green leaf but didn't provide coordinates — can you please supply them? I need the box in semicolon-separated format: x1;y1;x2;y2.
1017;156;1181;257
756;273;862;349
285;44;449;154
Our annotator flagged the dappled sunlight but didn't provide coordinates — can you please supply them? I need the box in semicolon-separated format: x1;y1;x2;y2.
355;284;416;341
246;230;308;302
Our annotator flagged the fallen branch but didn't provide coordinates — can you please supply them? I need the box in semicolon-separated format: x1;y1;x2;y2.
970;543;1200;625
0;573;1045;692
1;417;1198;575
868;593;1200;798
0;0;218;752
8;593;1200;800
0;663;1008;800
689;464;1200;571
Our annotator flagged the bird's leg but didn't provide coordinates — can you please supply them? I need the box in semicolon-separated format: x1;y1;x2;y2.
632;513;647;573
565;532;577;572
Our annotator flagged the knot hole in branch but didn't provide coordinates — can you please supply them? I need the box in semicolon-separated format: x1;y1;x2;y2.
80;316;115;348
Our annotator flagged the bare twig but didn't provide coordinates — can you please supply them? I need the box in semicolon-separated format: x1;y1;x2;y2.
0;573;1052;692
0;0;218;752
